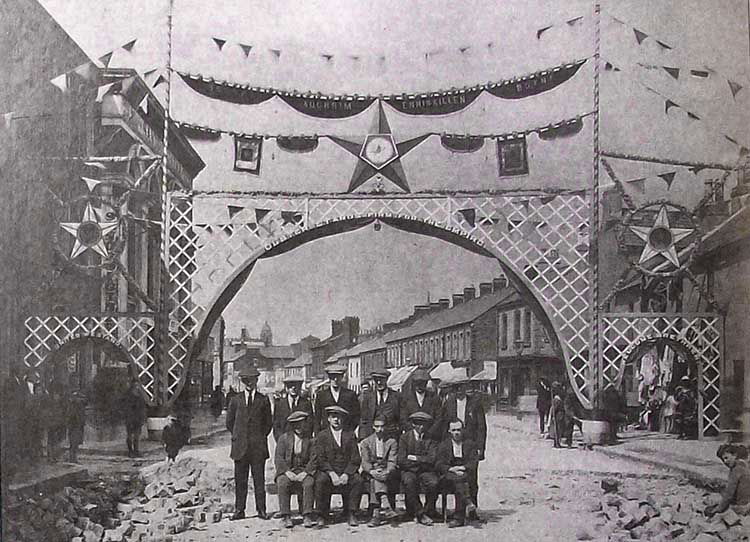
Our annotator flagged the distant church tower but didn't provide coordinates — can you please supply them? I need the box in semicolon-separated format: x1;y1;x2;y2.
260;321;273;346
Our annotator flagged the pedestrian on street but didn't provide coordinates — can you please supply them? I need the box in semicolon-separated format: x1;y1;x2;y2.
274;410;317;529
400;369;441;439
121;379;147;458
435;419;479;527
549;381;566;448
226;365;272;521
398;411;440;525
1;367;29;477
563;386;582;448
44;382;67;463
536;378;552;436
273;376;313;441
67;389;87;463
705;444;750;517
360;415;399;527
209;386;224;419
24;373;44;463
313;364;359;434
312;405;363;527
359;368;401;442
675;386;697;440
662;390;678;433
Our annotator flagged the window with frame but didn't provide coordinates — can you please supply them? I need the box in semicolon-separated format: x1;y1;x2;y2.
458;331;464;359
514;310;522;342
524;310;532;346
464;330;471;360
500;313;508;350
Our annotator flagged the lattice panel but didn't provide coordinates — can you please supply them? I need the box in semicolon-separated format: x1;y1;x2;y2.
24;315;156;402
167;192;593;408
602;314;722;438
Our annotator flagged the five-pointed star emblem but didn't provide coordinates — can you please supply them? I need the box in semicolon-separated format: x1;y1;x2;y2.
60;202;119;260
329;102;429;193
629;205;694;268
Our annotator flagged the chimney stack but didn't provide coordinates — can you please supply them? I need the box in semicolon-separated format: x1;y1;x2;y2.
438;298;450;310
479;282;493;296
430;302;442;313
463;287;475;301
452;293;464;306
492;276;507;292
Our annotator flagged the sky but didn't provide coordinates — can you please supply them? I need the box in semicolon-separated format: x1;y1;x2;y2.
35;0;750;344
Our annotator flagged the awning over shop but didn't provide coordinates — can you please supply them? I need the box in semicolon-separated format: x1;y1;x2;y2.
471;361;498;382
429;362;467;383
387;365;420;392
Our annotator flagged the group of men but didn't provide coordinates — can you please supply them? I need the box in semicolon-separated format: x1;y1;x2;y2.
225;362;487;529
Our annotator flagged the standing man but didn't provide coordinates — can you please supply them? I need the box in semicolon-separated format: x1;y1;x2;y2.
398;411;440;525
121;379;147;458
436;419;479;527
226;366;272;521
359;415;399;526
312;405;363;527
274;411;316;529
439;377;486;507
273;376;313;441
359;369;400;442
400;370;441;438
313;364;359;434
536;378;551;436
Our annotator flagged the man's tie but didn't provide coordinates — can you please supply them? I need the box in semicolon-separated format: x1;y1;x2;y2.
378;392;383;406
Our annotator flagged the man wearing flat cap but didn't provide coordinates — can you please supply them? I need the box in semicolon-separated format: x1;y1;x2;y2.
226;365;272;520
273;375;313;442
400;369;442;439
360;368;401;442
312;405;363;527
398;411;440;524
313;363;360;434
274;411;316;529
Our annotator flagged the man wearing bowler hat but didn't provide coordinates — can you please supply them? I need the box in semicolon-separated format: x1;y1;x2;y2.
273;375;313;441
226;365;272;520
360;368;401;441
274;411;316;529
313;363;359;434
312;405;363;526
400;369;442;439
398;411;440;525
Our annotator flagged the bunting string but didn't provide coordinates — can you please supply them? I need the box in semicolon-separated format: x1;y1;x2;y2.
47;38;140;91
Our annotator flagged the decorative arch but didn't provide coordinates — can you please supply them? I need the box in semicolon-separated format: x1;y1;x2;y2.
165;191;592;407
601;313;722;437
24;315;156;403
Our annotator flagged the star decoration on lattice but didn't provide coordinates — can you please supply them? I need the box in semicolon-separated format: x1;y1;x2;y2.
328;102;429;193
60;202;119;259
629;205;694;268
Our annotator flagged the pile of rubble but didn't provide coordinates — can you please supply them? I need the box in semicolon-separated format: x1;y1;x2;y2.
577;478;748;542
2;481;122;542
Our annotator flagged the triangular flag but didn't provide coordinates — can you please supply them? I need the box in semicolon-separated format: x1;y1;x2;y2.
281;211;303;225
627;178;646;193
457;208;476;227
153;74;167;88
255;208;270;223
321;53;334;62
665;99;679;113
270;49;281;59
3;112;12;129
212;38;226;51
99;51;113;67
138;94;148;112
143;68;157;79
725;135;739;146
663;67;680;80
121;39;137;52
566;16;583;26
540;195;557;205
50;73;68;92
458;46;471;54
81;177;103;192
658;172;677;189
227;205;244;219
686;111;700;120
728;80;743;98
536;25;552;39
655;40;672;51
688;166;705;174
239;43;253;57
73;62;95;80
95;82;116;102
633;28;648;45
610;16;626;25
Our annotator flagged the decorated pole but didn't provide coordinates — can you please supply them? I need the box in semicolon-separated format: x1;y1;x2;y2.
591;1;602;410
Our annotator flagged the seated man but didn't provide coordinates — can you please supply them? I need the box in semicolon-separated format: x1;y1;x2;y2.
435;419;479;528
705;444;750;517
313;405;363;527
398;411;439;525
274;411;316;529
360;415;399;527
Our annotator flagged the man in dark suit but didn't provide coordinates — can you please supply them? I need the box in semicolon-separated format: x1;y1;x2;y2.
359;368;401;442
273;376;313;441
436;419;479;527
398;411;440;525
226;366;272;520
439;377;486;506
313;364;359;434
400;370;442;438
274;410;316;529
312;405;363;527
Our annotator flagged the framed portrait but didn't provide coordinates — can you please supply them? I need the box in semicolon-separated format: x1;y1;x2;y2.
234;135;263;174
497;136;529;176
